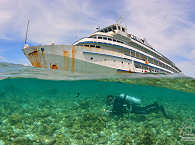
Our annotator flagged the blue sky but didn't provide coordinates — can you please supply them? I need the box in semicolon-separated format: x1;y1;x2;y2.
0;0;195;77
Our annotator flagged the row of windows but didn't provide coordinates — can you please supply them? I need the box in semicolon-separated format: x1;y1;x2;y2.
89;56;131;66
134;62;167;73
131;36;154;50
88;55;167;73
124;49;177;73
99;25;125;33
83;44;101;48
111;34;179;71
127;40;179;72
90;35;125;44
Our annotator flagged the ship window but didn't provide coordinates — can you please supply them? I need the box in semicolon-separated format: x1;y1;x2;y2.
117;40;120;43
98;36;102;39
90;45;95;47
96;46;100;48
124;50;129;56
90;36;96;39
143;55;146;61
103;37;107;40
113;39;116;42
121;61;123;64
140;54;144;60
108;27;112;32
154;60;158;65
159;62;162;67
118;26;121;30
143;66;147;70
90;57;93;60
131;51;135;57
84;45;89;47
136;52;140;58
122;27;125;32
105;29;108;33
135;63;139;68
113;26;117;30
148;58;152;63
108;38;112;41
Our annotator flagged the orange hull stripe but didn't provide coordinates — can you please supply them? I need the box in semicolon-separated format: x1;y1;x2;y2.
72;46;75;72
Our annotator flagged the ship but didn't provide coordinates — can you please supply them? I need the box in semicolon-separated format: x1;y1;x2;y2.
23;23;181;74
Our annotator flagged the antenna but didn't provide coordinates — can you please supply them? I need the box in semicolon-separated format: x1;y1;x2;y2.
117;16;123;25
24;19;30;44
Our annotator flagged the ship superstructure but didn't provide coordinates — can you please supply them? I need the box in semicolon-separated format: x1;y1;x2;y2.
23;23;181;74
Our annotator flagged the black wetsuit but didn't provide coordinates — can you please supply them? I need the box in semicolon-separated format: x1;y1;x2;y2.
130;102;168;118
111;96;169;118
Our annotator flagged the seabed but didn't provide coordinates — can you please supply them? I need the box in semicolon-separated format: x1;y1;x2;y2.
0;77;195;145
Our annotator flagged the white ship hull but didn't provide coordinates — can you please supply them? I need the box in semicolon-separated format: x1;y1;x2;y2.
23;44;151;74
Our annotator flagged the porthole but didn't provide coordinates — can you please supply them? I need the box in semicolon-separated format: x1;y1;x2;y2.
90;57;93;60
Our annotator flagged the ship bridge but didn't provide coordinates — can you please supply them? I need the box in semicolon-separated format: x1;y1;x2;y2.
98;24;127;33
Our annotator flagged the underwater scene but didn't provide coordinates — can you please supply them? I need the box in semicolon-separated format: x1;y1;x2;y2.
0;62;195;145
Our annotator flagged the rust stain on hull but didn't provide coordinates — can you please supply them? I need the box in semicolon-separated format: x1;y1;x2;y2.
28;50;41;67
72;46;75;72
64;50;69;70
50;64;58;70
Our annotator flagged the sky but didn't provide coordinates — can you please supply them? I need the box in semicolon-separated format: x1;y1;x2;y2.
0;0;195;77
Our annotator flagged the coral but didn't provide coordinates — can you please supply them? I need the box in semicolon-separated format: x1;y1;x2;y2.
78;100;90;110
13;137;33;145
138;130;155;145
40;136;56;145
8;113;22;125
39;123;57;136
55;134;71;145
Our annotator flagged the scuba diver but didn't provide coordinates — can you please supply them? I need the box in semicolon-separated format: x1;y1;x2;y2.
105;94;170;119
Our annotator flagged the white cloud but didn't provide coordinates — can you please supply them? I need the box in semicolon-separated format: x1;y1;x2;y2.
0;0;115;44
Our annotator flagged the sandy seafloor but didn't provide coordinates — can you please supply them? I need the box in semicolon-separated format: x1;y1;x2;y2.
0;62;195;145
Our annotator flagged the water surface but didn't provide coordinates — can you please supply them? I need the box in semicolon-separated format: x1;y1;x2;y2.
0;62;194;145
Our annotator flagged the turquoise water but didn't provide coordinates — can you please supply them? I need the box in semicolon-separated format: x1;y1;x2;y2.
0;62;195;145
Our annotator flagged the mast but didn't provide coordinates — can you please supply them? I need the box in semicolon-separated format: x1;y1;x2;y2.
24;19;30;44
117;16;123;25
